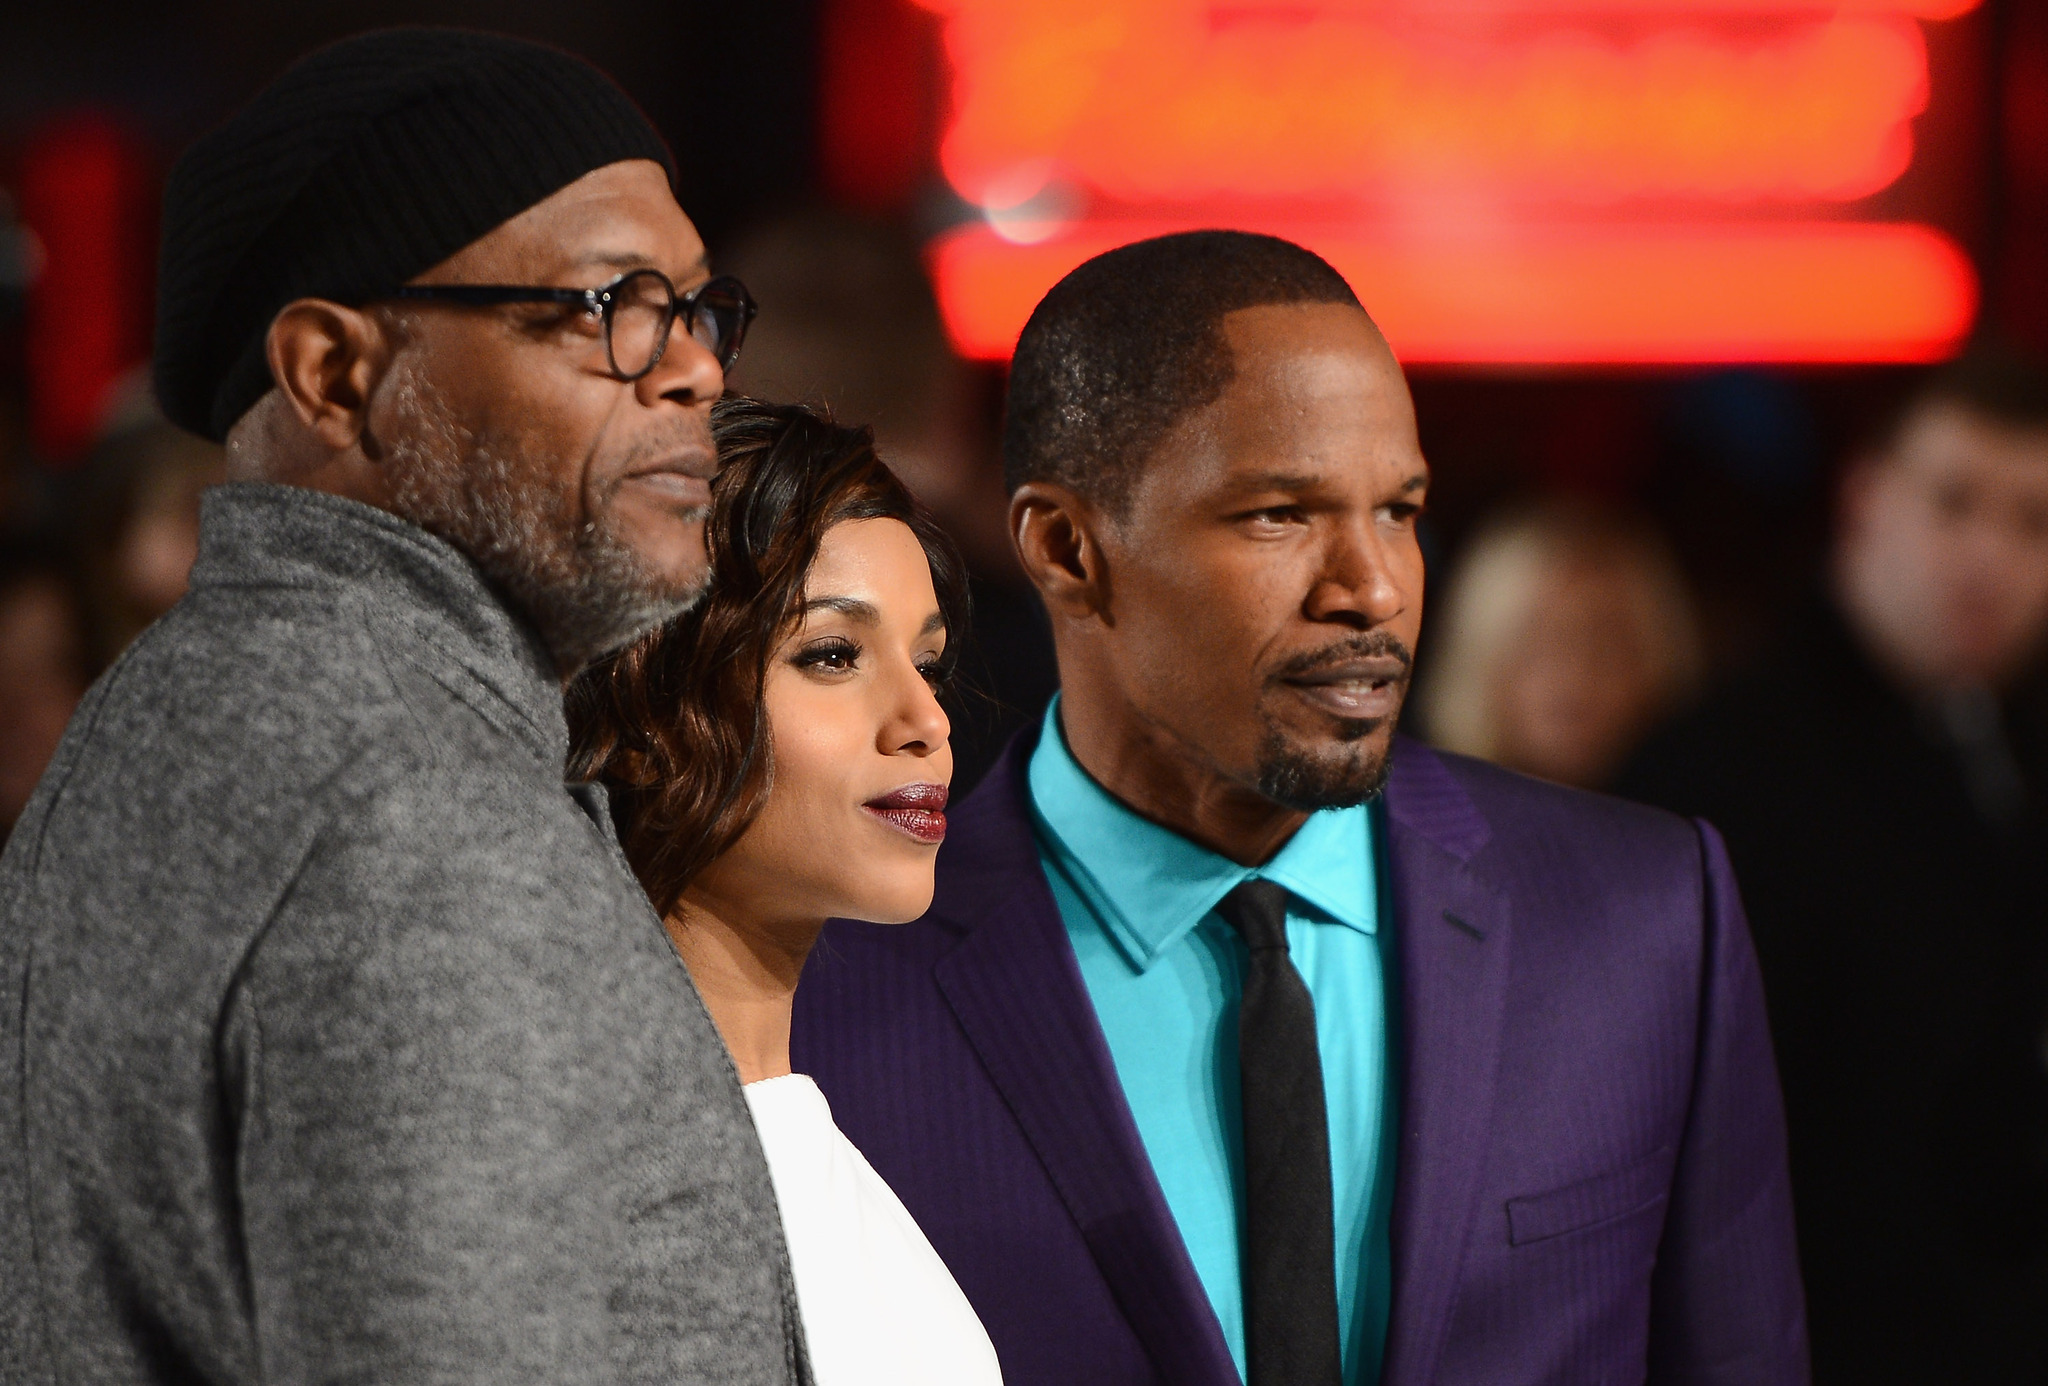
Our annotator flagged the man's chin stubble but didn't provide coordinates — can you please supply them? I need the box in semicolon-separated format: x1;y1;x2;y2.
382;369;709;673
1253;714;1395;812
548;502;712;667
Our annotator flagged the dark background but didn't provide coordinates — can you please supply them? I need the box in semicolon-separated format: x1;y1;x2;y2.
8;0;2047;662
0;1;822;250
6;0;2048;694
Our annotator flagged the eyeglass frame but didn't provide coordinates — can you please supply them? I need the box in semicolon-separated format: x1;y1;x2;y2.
384;269;758;379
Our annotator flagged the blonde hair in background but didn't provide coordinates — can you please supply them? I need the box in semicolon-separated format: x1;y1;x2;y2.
1419;499;1704;767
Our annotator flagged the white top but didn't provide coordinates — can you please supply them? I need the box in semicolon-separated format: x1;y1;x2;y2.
744;1074;1004;1386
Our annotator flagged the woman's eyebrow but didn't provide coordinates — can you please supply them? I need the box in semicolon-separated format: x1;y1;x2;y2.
800;595;880;624
920;611;947;637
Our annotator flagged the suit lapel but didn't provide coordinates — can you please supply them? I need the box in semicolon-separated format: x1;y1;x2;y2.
1378;739;1513;1386
933;741;1242;1386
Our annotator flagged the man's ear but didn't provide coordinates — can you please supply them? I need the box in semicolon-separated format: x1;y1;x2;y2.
264;299;395;452
1011;481;1113;623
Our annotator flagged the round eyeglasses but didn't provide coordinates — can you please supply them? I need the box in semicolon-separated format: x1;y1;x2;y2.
387;270;758;379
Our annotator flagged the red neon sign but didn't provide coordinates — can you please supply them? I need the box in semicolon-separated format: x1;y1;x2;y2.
933;221;1975;364
894;0;1982;364
933;8;1928;203
18;114;156;461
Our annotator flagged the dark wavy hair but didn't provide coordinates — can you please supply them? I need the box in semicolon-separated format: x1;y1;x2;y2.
567;397;971;920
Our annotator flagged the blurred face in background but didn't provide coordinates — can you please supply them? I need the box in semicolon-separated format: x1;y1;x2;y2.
1838;401;2048;693
720;212;1010;576
1488;551;1684;788
119;466;207;616
1417;504;1701;792
0;575;86;833
84;421;226;665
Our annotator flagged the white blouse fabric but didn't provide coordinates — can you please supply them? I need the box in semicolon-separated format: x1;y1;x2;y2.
744;1073;1004;1386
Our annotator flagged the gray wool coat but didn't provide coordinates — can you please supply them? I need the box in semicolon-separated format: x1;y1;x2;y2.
0;484;809;1383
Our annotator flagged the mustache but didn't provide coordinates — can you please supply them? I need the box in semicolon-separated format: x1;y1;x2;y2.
621;425;716;464
1270;631;1415;681
588;428;719;510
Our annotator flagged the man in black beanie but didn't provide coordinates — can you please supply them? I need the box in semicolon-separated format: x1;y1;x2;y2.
0;29;805;1384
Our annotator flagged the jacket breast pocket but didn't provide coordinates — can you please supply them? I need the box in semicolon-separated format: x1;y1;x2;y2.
1505;1146;1673;1247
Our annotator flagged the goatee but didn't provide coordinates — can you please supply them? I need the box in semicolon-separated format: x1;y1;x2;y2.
1253;631;1411;810
1254;721;1393;812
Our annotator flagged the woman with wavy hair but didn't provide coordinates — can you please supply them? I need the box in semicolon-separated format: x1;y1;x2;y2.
569;398;1000;1385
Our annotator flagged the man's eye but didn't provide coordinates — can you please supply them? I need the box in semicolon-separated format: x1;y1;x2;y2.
530;302;601;339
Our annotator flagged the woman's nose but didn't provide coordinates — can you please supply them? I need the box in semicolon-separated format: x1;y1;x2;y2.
884;665;951;758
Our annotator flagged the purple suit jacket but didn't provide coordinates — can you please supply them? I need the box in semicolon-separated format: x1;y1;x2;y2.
791;732;1808;1385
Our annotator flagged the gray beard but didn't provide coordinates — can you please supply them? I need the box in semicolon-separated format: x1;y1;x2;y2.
383;370;707;673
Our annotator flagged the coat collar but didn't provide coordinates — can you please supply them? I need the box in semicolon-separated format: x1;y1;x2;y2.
1376;737;1513;1386
931;723;1244;1386
187;482;566;763
934;730;1511;1386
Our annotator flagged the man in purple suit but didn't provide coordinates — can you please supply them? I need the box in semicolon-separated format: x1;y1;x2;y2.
791;231;1807;1385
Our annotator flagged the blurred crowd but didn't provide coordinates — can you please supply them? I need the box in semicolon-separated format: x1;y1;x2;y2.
1;198;2046;1379
1418;347;2048;1379
1618;353;2048;1380
0;374;223;839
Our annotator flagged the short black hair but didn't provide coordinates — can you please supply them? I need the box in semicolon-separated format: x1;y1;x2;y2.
1002;230;1363;513
1878;337;2048;453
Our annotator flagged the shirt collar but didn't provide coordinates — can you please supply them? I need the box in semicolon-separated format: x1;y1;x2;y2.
1027;698;1377;975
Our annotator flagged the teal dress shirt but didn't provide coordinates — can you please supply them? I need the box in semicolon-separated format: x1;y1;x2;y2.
1026;699;1396;1385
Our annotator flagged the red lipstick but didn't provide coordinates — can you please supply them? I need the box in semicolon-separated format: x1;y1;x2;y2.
863;782;949;844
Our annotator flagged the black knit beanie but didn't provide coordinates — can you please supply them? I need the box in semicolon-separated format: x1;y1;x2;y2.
154;28;676;442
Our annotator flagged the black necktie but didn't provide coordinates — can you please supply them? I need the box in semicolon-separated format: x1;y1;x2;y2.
1213;878;1343;1386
